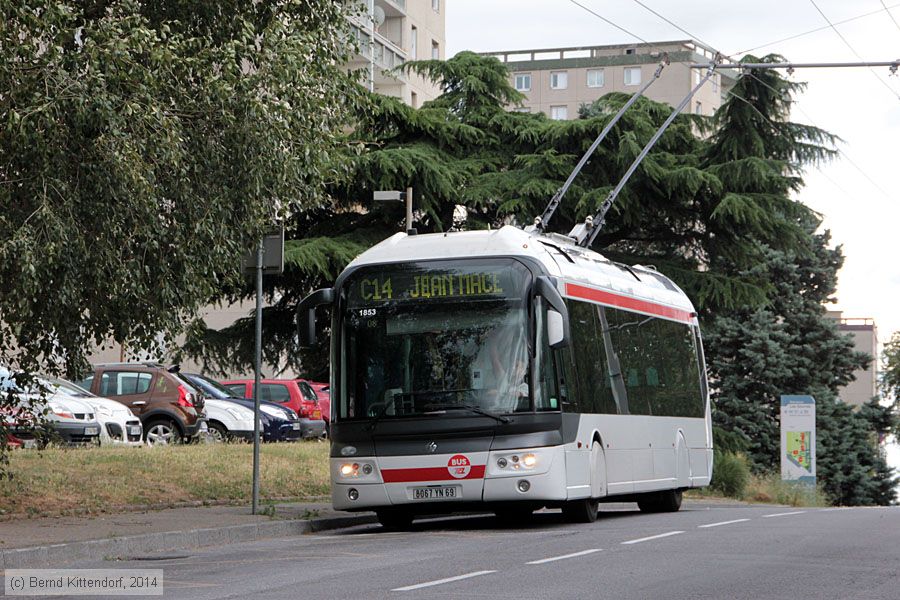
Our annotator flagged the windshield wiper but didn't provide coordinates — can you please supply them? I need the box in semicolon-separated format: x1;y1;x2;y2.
364;402;393;432
424;403;511;424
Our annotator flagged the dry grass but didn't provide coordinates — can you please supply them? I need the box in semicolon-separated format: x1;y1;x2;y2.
0;442;331;518
687;473;830;508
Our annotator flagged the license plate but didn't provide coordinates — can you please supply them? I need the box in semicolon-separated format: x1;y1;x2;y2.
292;422;301;430
313;409;322;419
411;486;460;500
128;425;141;435
84;427;100;436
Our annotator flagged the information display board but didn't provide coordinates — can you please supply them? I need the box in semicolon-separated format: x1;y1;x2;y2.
780;395;816;485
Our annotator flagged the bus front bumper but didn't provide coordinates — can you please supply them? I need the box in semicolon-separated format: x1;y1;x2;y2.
331;445;569;511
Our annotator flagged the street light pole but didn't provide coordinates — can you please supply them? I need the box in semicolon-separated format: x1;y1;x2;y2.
251;239;263;515
405;186;413;234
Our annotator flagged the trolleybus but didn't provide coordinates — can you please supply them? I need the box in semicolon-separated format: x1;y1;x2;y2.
299;225;712;527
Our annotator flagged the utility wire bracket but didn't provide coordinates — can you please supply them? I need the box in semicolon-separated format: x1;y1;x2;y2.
526;54;669;235
573;55;721;248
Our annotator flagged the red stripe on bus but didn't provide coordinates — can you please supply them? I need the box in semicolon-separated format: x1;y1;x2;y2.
381;465;486;483
564;282;695;324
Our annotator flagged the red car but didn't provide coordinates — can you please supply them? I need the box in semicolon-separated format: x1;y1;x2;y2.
305;381;331;428
220;378;327;439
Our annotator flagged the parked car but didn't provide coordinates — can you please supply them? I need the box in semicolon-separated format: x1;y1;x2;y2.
75;363;206;445
220;378;326;439
179;373;304;442
305;381;331;431
203;398;256;442
40;376;143;447
1;368;102;446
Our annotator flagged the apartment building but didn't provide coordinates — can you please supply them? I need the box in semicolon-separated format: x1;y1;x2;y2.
828;311;879;407
484;40;737;120
349;0;446;107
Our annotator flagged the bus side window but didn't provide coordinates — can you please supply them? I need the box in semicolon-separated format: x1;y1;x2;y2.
536;303;560;411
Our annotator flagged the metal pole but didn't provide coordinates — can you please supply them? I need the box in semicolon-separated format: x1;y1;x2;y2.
368;0;375;93
532;58;669;233
405;186;413;233
690;60;900;70
580;64;718;248
251;239;263;515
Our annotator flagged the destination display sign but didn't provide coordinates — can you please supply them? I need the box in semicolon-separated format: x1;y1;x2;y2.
346;262;527;306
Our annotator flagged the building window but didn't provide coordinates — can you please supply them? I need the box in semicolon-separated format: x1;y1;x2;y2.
550;105;568;120
512;106;531;113
624;48;636;55
432;0;440;12
712;73;720;93
624;67;641;86
550;71;568;90
586;69;605;88
694;101;702;115
411;91;418;108
431;40;439;60
514;73;532;91
410;26;417;60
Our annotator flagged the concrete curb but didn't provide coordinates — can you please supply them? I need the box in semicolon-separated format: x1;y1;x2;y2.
0;513;377;570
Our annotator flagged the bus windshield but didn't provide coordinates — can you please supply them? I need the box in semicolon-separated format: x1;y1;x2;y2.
338;259;533;421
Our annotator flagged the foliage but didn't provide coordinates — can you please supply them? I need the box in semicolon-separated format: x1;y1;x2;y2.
816;393;897;505
0;0;356;469
710;451;750;498
881;332;900;434
190;53;835;375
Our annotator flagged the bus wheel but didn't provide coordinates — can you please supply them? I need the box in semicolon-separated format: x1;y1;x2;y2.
376;510;414;530
638;489;683;513
562;498;599;523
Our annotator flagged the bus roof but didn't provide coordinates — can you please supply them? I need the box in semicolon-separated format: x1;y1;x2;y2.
346;226;697;322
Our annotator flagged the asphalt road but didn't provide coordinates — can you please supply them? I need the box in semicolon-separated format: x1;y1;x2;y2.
46;502;900;599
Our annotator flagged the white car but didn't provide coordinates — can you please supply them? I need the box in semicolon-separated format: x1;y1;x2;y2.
204;398;256;442
42;377;144;447
1;369;102;445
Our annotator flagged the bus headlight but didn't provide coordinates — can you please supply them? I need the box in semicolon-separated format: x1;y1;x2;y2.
337;461;378;480
488;449;552;477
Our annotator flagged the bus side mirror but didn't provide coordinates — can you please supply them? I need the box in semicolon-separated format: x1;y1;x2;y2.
547;310;565;348
297;288;334;348
534;276;570;350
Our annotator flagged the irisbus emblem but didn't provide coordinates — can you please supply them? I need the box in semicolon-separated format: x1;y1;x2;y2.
448;454;472;479
426;441;438;454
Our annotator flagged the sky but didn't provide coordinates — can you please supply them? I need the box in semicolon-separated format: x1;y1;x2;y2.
446;0;900;471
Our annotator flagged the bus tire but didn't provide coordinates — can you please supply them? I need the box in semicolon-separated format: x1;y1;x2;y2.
562;498;599;523
376;510;414;530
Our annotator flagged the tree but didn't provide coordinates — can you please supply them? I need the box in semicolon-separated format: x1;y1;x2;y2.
189;53;827;375
881;332;900;431
700;58;896;503
0;0;356;464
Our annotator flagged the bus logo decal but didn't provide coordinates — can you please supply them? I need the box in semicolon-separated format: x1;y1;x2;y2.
426;441;438;453
448;454;472;479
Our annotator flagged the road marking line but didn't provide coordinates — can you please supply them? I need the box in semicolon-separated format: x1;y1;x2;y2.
392;571;496;591
526;549;603;564
697;518;750;528
762;511;806;518
820;507;852;512
621;531;684;545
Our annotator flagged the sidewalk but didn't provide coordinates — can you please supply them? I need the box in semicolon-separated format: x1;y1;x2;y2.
0;500;376;570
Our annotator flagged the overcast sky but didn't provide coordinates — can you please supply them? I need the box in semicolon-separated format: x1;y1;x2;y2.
446;0;900;469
